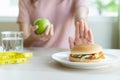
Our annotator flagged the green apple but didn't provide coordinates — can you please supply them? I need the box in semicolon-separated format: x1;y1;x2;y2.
34;18;51;34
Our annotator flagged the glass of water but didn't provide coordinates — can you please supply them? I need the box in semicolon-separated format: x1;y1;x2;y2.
1;31;23;52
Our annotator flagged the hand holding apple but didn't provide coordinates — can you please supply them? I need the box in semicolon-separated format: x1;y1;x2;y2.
29;18;54;42
34;18;51;34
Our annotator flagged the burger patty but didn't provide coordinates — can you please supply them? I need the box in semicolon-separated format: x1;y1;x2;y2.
70;52;105;59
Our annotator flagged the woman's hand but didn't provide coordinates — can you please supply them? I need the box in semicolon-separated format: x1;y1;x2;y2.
23;24;54;47
68;20;94;49
30;24;54;41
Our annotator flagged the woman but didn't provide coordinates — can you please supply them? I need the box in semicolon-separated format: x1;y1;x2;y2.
17;0;94;49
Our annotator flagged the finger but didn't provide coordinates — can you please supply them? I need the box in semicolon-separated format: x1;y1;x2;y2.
32;25;38;32
39;37;48;41
84;21;88;38
68;37;74;49
75;22;80;40
38;35;49;41
79;20;84;38
45;25;50;35
88;29;94;43
50;24;54;36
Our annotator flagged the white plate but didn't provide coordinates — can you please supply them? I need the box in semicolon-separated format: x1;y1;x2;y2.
51;51;120;69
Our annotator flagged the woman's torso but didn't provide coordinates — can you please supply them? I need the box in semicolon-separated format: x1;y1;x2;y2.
28;0;74;49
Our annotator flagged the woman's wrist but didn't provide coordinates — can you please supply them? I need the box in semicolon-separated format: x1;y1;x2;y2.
75;7;88;23
23;35;35;47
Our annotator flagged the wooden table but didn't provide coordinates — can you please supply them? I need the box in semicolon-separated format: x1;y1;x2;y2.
0;47;120;80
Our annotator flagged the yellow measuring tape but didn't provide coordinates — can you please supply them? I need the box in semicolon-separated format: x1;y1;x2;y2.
0;52;32;64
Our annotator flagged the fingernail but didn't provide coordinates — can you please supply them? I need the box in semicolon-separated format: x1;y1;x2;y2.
36;25;38;29
51;24;53;26
77;22;79;25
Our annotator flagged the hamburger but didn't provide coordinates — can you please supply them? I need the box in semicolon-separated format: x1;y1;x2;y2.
69;44;105;62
